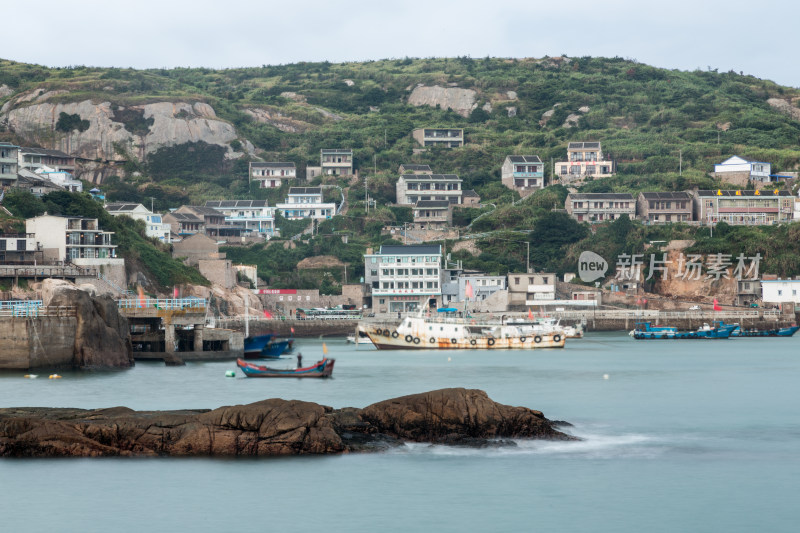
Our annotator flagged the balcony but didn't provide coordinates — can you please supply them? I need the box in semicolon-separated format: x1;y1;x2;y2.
513;171;543;178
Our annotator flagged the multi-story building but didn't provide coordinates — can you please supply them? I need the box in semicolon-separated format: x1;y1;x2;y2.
736;279;761;307
692;190;794;225
761;279;800;307
507;272;556;309
565;193;635;223
501;155;545;196
249;162;296;188
413;200;451;228
0;142;19;187
163;212;205;237
364;244;443;313
554;142;614;183
636;192;693;223
0;234;42;264
458;274;506;304
398;163;432;175
18;147;76;173
396;174;462;205
105;203;171;242
174;205;239;238
320;149;353;175
205;200;277;238
276;187;336;220
714;156;771;184
26;215;119;262
412;128;464;148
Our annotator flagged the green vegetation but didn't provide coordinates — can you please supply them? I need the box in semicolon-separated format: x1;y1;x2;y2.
55;112;89;133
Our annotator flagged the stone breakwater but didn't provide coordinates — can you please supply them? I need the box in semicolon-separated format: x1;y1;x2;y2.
0;389;574;457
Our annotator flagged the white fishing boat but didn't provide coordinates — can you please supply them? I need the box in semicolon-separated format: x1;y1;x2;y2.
362;309;565;350
512;317;584;339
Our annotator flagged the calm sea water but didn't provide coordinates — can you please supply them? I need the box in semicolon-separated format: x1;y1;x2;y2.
1;333;799;533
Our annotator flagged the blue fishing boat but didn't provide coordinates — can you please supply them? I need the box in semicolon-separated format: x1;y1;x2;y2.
631;322;737;339
236;357;335;378
243;334;274;358
726;322;800;338
260;338;291;358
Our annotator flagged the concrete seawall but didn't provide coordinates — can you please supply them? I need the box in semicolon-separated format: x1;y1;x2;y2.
216;318;358;338
0;316;77;370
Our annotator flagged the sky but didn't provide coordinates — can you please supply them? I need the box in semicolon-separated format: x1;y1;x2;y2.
2;0;798;88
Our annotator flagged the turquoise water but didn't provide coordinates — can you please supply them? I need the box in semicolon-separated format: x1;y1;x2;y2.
1;333;799;532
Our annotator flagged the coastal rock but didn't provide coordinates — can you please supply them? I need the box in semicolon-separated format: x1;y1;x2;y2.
0;389;574;457
0;84;13;98
42;279;133;368
407;85;477;117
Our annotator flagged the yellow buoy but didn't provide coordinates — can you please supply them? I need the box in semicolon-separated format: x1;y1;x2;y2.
24;374;39;379
49;374;62;379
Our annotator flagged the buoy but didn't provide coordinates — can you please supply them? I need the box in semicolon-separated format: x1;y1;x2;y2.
603;374;609;380
447;357;452;362
24;374;38;379
49;374;62;379
225;370;236;378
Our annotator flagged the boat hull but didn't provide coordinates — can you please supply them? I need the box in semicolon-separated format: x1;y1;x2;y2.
236;358;335;378
243;334;273;358
365;327;565;350
731;325;799;337
632;322;737;339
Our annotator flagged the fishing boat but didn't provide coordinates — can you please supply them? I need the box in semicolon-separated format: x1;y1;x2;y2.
347;324;375;345
237;357;335;378
511;317;584;339
726;322;800;337
260;338;291;358
630;322;737;339
243;334;274;358
362;309;565;350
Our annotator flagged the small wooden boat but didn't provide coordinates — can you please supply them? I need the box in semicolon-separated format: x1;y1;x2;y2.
236;357;335;378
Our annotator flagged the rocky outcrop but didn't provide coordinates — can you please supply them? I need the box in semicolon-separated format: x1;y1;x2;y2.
296;255;345;269
184;283;264;318
408;85;477;117
767;98;800;121
0;84;13;98
3;98;238;163
41;279;133;368
244;107;313;133
0;389;574;457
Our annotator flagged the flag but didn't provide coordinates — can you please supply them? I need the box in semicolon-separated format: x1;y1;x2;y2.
173;287;179;298
528;308;534;320
713;299;722;311
137;286;146;308
290;327;295;334
263;310;272;319
465;281;473;299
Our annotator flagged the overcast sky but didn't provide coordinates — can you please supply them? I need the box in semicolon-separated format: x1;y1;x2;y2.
2;0;798;88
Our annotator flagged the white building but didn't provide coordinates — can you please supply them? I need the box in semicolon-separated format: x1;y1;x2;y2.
396;174;462;205
761;279;800;306
105;203;171;242
35;166;83;192
276;187;336;220
17;147;76;174
364;244;443;313
714;156;771;183
205;200;277;238
554;142;614;183
0;142;19;187
320;149;353;175
501;155;545;196
249;162;296;188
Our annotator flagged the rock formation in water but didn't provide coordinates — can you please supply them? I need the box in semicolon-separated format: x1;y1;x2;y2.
41;279;133;368
0;389;575;457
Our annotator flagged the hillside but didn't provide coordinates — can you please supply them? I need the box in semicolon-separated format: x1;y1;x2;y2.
3;56;800;288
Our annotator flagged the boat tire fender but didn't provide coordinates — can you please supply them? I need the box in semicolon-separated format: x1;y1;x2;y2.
375;328;383;336
534;335;542;344
553;334;561;343
413;337;420;344
469;339;477;346
450;338;457;344
405;334;413;343
392;331;399;338
487;338;495;346
520;337;527;343
383;329;391;337
429;337;436;343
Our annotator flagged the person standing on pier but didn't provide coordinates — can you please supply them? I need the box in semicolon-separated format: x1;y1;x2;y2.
297;353;303;368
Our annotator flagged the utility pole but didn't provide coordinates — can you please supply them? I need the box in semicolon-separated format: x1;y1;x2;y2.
365;170;369;213
679;150;682;176
526;241;530;273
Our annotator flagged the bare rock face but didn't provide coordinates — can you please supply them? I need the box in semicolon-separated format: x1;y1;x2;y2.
0;389;574;457
767;98;800;121
408;85;478;117
42;279;133;368
184;283;264;318
4;98;237;163
0;84;13;98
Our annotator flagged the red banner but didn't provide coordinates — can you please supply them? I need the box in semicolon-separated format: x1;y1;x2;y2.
257;289;297;295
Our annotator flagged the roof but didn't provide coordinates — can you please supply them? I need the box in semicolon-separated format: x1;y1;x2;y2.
165;213;204;223
185;205;223;216
0;142;20;149
567;142;601;150
378;244;442;255
400;164;432;171
250;161;295;168
414;200;451;209
567;193;634;200
400;174;461;181
19;147;73;158
321;149;352;154
639;192;692;200
205;200;270;208
695;190;792;197
507;155;542;163
105;203;145;212
462;189;479;197
288;187;322;195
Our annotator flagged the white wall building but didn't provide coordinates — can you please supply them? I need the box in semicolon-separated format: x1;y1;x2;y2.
714;156;771;183
105;203;171;242
396;174;462;205
276;187;336;220
364;244;443;313
205;200;277;237
249;162;296;188
761;279;800;306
